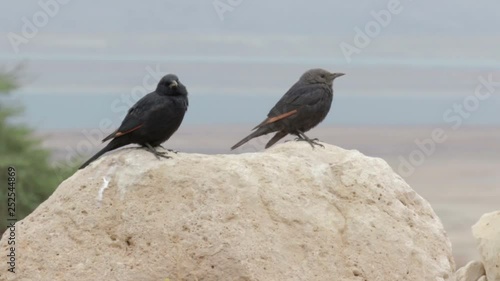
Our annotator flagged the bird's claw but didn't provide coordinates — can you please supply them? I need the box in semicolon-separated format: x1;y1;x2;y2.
165;148;178;154
311;139;324;148
156;144;178;154
295;137;324;149
144;144;172;160
153;151;172;160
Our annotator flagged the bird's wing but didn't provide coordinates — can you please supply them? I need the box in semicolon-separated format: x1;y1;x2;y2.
102;93;158;142
254;85;329;129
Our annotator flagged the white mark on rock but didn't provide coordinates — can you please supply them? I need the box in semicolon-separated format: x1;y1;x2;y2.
97;176;110;202
96;165;117;203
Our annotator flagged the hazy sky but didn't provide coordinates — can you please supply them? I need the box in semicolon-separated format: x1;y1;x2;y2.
2;1;500;35
1;1;499;129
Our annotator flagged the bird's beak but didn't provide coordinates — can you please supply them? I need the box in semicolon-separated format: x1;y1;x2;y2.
334;73;345;78
169;80;178;89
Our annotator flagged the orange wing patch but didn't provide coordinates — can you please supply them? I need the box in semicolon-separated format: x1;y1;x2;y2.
114;124;144;137
265;109;298;124
253;109;299;130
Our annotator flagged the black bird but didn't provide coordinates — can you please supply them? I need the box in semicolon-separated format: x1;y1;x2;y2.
79;74;188;169
231;68;344;150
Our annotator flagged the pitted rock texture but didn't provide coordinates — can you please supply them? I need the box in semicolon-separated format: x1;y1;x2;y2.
0;142;455;281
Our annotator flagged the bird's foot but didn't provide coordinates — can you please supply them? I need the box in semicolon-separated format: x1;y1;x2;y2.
294;137;319;141
157;144;178;154
153;150;172;160
165;148;178;154
295;137;324;149
144;144;172;160
294;131;324;149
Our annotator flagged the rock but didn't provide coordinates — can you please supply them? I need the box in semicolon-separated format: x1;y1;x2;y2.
455;260;485;281
0;142;455;281
472;211;500;281
477;276;487;281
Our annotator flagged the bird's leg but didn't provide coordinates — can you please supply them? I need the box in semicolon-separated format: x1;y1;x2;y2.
293;134;305;141
144;143;171;160
165;148;178;154
299;132;321;142
298;132;320;142
286;136;301;143
157;144;178;154
294;131;324;149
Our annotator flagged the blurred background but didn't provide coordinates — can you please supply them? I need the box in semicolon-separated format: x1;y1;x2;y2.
1;0;499;266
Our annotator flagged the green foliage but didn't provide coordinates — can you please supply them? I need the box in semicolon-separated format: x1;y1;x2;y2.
0;71;77;234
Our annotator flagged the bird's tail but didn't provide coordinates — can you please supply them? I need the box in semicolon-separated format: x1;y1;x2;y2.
231;127;269;150
79;139;126;169
265;130;287;149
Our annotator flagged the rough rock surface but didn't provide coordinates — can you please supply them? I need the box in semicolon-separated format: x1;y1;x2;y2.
0;142;455;281
472;211;500;281
455;260;485;281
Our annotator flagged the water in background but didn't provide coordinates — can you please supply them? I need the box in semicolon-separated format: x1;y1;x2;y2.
13;92;500;130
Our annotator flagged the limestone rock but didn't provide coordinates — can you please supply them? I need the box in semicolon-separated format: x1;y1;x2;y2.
472;211;500;281
0;142;455;281
455;260;485;281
